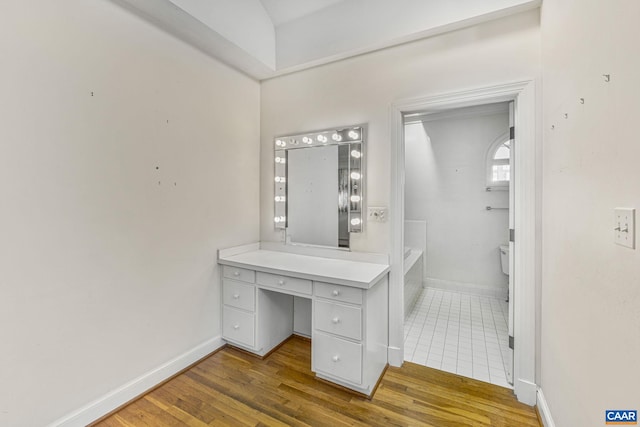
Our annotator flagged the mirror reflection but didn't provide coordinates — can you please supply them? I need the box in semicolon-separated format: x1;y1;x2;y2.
273;126;364;249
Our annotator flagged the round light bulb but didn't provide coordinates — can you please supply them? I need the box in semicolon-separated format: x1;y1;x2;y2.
302;136;312;144
274;216;281;223
351;218;361;226
348;130;359;139
350;150;361;158
332;133;342;141
350;172;361;180
350;195;361;203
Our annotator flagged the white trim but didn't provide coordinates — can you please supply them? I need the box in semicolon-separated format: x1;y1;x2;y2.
388;345;404;367
425;279;508;300
48;336;225;427
514;378;537;407
404;102;509;124
537;388;556;427
390;80;538;405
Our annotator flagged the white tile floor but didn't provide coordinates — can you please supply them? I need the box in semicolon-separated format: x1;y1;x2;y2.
404;288;513;388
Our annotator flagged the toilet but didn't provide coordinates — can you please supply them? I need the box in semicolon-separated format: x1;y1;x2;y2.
499;244;510;276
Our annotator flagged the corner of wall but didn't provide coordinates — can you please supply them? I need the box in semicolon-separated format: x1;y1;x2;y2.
48;337;225;427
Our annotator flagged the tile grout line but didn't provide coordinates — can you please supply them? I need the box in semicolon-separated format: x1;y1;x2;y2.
416;289;438;362
403;292;424;360
426;290;445;368
490;298;509;383
453;293;462;373
475;296;490;381
405;288;513;389
405;288;435;362
439;291;453;370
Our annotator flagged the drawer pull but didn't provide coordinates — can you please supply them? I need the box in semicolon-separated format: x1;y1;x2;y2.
332;290;340;296
278;280;285;286
233;271;240;277
332;317;340;324
233;324;240;330
232;293;240;299
332;355;340;362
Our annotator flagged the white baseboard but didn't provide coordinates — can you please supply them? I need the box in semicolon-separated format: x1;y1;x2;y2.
388;346;403;367
425;278;508;299
514;378;537;406
48;336;225;427
537;387;556;427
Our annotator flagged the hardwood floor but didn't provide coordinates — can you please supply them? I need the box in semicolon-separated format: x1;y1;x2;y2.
94;336;540;426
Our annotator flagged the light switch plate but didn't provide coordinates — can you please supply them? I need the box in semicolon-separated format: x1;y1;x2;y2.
614;208;635;249
368;207;388;223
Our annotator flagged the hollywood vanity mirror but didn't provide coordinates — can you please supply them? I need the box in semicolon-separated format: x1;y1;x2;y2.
274;126;365;249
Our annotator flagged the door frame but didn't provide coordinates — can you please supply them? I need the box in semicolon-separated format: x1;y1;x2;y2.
388;80;538;405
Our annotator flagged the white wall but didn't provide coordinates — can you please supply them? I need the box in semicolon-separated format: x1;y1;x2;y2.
261;9;540;255
405;107;509;292
0;1;260;426
540;1;640;426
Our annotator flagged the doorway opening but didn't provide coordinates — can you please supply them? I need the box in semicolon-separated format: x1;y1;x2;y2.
389;81;538;405
402;102;514;388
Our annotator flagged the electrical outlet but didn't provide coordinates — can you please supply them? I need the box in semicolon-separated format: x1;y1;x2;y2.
368;207;388;223
614;208;635;249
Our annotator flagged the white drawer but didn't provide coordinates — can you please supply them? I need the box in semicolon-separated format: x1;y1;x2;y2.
313;332;362;385
314;282;363;305
223;279;255;312
223;266;256;284
256;272;312;296
314;300;362;341
222;306;255;348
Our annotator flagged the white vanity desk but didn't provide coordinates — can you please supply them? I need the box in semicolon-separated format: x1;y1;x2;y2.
218;243;390;396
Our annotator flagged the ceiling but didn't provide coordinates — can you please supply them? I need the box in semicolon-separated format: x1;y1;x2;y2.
259;0;347;26
110;0;541;80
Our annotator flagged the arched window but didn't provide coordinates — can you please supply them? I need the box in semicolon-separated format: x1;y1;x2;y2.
486;132;510;190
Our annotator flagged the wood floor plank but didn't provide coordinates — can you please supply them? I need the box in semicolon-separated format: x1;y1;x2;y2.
93;336;540;427
168;375;292;426
143;395;210;427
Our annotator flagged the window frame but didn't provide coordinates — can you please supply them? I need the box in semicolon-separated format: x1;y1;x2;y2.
485;131;511;190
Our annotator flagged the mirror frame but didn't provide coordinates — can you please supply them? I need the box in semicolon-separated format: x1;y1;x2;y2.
273;125;365;241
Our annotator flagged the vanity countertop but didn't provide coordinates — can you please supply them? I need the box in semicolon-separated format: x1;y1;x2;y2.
218;248;390;289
